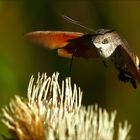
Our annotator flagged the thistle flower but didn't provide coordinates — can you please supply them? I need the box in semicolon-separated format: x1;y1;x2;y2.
1;72;131;140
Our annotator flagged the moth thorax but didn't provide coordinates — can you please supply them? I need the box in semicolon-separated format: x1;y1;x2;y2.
93;32;122;58
94;42;118;58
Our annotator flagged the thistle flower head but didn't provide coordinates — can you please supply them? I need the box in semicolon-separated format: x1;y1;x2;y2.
1;72;131;140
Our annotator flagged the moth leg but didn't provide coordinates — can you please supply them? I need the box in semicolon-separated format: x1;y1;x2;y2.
130;78;137;89
102;60;108;68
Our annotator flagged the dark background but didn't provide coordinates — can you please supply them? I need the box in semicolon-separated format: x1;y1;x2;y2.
0;0;140;138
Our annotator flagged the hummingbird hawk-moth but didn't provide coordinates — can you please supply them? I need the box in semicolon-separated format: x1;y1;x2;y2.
26;29;140;89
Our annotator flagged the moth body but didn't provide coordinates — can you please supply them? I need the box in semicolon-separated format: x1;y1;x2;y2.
26;29;140;89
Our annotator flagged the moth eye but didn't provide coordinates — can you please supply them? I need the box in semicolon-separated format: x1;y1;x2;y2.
102;38;108;44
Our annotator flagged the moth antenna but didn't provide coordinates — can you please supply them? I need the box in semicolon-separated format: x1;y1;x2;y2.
62;15;96;33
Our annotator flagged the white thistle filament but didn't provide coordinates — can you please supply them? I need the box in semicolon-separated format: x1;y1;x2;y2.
1;72;131;140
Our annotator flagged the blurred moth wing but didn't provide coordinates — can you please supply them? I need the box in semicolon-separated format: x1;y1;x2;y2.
118;44;140;82
26;31;84;49
26;31;99;59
